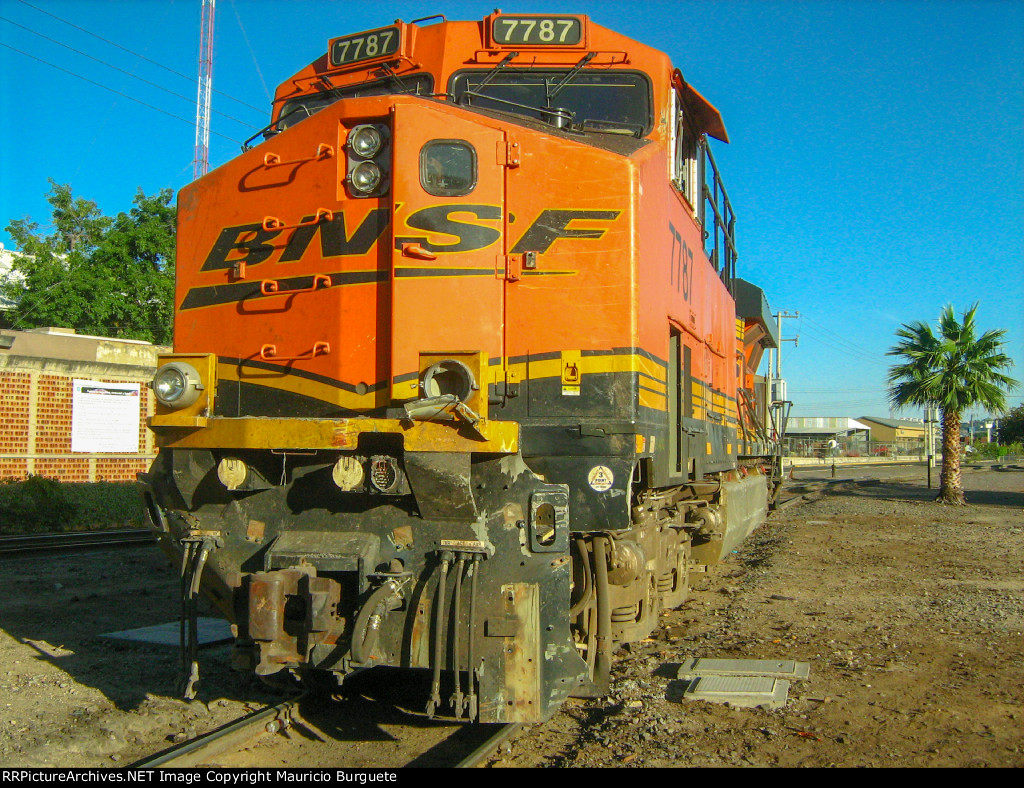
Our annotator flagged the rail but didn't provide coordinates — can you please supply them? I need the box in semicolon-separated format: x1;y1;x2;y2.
129;695;305;768
455;723;523;768
129;689;521;769
0;528;154;556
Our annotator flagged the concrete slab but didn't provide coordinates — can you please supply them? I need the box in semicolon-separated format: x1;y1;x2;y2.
677;657;810;681
682;675;791;709
100;617;233;648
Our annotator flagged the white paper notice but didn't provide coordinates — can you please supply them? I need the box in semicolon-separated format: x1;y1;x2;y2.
71;380;141;453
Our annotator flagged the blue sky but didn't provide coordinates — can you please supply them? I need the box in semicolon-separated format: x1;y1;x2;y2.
1;0;1021;419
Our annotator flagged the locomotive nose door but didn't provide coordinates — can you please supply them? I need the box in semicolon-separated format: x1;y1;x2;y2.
388;104;506;401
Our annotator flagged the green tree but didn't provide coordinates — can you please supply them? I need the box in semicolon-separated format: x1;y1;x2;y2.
887;304;1018;504
2;180;175;344
998;404;1024;445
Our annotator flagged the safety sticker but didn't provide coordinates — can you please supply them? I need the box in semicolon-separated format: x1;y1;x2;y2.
587;465;614;492
561;350;581;396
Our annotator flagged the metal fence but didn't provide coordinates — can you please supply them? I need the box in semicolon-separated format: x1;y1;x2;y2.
783;438;929;460
783;437;1020;463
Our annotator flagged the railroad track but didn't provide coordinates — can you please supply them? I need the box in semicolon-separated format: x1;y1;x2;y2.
130;695;306;768
0;528;154;556
129;688;522;769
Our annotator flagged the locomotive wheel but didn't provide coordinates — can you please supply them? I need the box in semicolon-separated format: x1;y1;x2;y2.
667;529;692;609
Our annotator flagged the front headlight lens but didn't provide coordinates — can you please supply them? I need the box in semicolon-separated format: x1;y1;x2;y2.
153;362;203;408
350;161;383;194
345;123;389;198
154;367;186;404
349;125;383;158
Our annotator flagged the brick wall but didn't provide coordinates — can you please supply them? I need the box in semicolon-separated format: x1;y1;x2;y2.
0;332;162;482
0;371;31;479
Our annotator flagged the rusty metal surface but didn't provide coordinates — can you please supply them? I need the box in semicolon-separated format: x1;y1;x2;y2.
500;582;540;722
146;446;589;723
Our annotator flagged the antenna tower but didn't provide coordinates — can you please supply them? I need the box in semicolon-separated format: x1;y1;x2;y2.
193;0;216;180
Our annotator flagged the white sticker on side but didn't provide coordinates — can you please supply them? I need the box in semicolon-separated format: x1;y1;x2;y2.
588;465;614;492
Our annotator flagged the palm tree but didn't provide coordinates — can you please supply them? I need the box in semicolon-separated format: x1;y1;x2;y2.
887;304;1018;505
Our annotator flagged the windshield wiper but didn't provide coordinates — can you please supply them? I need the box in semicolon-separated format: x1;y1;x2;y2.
461;50;579;128
242;105;313;150
460;51;519;105
379;63;411;94
547;52;597;105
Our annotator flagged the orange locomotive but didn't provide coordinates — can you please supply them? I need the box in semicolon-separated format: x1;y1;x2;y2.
140;12;782;723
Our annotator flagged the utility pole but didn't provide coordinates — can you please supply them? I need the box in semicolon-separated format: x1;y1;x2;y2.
193;0;216;180
768;310;799;478
770;310;800;403
925;404;938;487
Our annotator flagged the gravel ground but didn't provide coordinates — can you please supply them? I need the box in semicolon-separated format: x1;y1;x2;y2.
0;465;1021;768
487;465;1024;767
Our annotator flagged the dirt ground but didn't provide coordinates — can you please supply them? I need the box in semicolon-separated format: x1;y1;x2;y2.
490;465;1024;768
0;465;1021;768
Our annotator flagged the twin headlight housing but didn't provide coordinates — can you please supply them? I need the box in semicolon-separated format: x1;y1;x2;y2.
345;124;390;198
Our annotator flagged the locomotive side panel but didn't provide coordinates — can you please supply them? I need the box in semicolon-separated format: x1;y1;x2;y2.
500;129;639;531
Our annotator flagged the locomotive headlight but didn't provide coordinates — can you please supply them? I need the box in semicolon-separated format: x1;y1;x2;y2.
345;123;389;198
348;125;383;158
152;362;204;408
349;161;384;194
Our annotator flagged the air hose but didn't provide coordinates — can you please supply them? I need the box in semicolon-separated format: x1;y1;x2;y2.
351;579;403;665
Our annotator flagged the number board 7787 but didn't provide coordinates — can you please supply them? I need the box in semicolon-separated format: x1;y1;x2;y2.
492;16;584;46
329;26;401;67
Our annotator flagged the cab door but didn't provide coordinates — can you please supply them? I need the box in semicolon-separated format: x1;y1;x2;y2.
388;103;506;401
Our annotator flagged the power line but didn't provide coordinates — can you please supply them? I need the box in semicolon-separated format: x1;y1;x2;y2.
0;16;259;130
13;0;266;115
799;315;891;368
228;0;272;103
794;387;885;394
0;42;242;144
798;330;889;369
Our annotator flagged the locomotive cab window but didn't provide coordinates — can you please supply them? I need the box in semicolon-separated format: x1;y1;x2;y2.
420;141;477;196
670;89;702;216
276;73;434;132
450;69;652;135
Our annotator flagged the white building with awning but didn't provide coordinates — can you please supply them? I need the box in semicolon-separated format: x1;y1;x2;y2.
786;416;871;441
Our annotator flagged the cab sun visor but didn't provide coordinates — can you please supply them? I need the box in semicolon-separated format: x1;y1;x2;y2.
673;70;729;143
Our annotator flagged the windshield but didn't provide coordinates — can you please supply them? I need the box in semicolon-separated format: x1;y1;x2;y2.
450;69;651;133
277;73;434;131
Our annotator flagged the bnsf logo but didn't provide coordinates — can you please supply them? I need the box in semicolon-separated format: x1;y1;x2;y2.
200;206;620;271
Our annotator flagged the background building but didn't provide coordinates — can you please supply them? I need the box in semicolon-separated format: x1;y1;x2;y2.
0;327;164;481
856;416;927;449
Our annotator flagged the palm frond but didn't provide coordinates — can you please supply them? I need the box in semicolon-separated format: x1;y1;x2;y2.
887;304;1018;416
